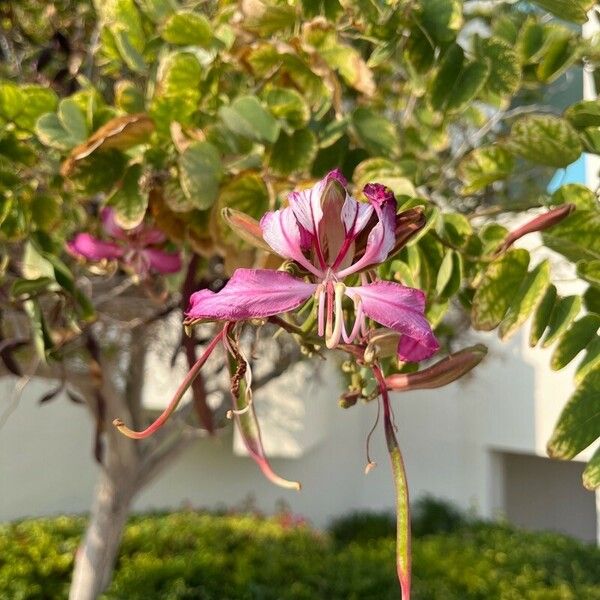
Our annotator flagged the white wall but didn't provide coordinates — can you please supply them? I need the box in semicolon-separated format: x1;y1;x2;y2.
1;331;597;540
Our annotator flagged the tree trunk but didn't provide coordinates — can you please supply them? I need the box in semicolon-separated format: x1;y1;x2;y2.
68;466;135;600
68;337;144;600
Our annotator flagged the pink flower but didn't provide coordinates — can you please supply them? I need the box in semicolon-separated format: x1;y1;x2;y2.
187;170;439;362
67;208;182;277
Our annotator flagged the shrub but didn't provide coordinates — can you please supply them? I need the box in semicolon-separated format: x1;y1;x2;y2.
1;509;599;599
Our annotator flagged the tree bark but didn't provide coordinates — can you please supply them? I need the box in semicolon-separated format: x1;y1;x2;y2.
68;334;144;600
68;465;135;600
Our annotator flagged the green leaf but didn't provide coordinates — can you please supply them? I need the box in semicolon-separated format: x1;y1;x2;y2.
551;315;600;370
536;28;576;84
479;223;509;256
419;0;463;43
107;164;148;229
243;1;296;36
113;29;146;72
152;52;202;132
136;0;176;22
68;150;128;195
14;86;58;131
11;277;54;300
320;42;375;96
269;129;317;176
439;213;472;249
429;44;462;111
405;24;435;74
161;10;212;47
575;336;600;385
263;86;310;131
351;107;398;156
0;82;24;122
530;284;557;347
115;80;145;113
550;184;597;211
517;19;546;63
583;446;600;490
499;260;551;341
216;173;270;249
542;295;582;348
507;115;582;168
220;96;280;144
23;299;53;362
458;145;515;194
565;100;600;129
430;44;490;113
30;194;61;231
577;260;600;286
532;0;595;24
542;210;600;263
476;37;521;97
178;142;222;209
58;99;88;144
158;52;202;99
319;118;349;148
437;250;462;300
472;249;530;331
353;157;416;188
584;286;600;313
35;113;79;151
436;250;454;297
547;370;600;461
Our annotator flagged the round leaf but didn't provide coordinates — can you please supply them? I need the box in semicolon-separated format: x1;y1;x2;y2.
507;115;582;168
179;142;223;210
472;249;530;331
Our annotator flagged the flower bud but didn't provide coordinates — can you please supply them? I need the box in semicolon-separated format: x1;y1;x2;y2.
496;204;575;254
385;344;487;391
221;208;272;252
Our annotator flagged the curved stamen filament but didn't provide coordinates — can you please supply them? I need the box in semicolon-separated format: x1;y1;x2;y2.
114;329;224;439
342;296;364;344
326;282;346;349
316;285;326;337
325;281;334;341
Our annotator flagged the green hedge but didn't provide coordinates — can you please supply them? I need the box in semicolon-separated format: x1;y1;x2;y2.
1;504;599;599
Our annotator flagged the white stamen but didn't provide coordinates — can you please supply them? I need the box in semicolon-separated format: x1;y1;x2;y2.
341;296;364;344
316;285;326;337
326;282;346;349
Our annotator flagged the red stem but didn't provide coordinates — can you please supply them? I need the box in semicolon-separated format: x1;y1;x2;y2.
113;329;224;439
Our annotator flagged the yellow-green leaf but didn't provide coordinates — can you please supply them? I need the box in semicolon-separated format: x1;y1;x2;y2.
547;370;600;460
499;260;551;341
507;115;582;168
551;314;600;371
472;249;530;331
542;295;582;348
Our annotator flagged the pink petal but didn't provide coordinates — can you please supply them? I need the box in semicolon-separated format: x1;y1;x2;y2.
186;269;317;321
346;281;439;362
288;169;348;236
143;248;182;274
325;168;348;187
136;226;167;246
363;183;394;207
67;233;124;261
288;179;327;236
336;197;396;277
341;195;374;238
260;208;323;277
100;207;127;240
319;178;347;263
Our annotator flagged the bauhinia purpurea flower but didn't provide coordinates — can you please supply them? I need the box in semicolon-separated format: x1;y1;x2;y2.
68;207;182;278
112;170;488;600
